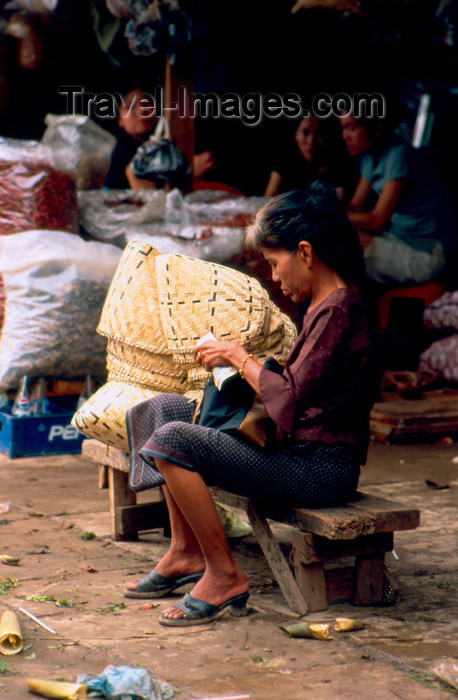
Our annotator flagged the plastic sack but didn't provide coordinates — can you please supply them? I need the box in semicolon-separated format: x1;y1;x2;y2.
125;225;245;263
423;290;458;331
419;334;458;384
41;114;117;190
130;117;191;189
183;189;268;225
122;188;245;262
0;137;78;236
78;188;166;246
77;664;174;700
0;230;122;392
125;0;193;64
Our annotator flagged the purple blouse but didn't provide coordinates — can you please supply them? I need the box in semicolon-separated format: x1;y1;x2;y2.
259;288;377;463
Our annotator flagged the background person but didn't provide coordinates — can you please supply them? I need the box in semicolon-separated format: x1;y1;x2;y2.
104;87;158;189
122;182;378;627
104;86;217;190
340;108;457;287
264;115;358;200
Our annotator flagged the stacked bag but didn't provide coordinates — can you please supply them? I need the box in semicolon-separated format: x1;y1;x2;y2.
72;240;297;451
419;290;458;383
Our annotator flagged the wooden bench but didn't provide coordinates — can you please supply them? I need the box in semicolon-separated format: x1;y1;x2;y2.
81;438;420;616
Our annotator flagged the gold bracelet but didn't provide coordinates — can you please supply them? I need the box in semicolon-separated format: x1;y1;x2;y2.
238;354;253;380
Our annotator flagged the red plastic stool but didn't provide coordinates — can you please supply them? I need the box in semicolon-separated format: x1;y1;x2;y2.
377;282;446;330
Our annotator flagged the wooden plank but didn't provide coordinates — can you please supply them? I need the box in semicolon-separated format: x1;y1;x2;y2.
280;496;418;539
211;487;420;540
246;501;308;616
117;501;169;538
292;531;394;565
210;487;249;512
345;494;420;534
82;439;129;473
211;487;375;539
370;396;458;442
371;395;458;421
287;503;376;539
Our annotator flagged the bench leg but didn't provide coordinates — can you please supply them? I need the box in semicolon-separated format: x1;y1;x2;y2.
352;552;385;605
108;467;137;541
98;465;109;489
293;561;327;613
247;502;308;616
292;531;394;610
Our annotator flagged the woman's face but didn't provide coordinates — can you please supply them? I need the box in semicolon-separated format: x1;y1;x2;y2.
294;117;322;164
339;112;370;157
261;246;312;303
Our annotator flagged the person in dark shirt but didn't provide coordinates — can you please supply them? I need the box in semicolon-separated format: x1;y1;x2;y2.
104;87;158;189
122;182;378;626
104;86;218;190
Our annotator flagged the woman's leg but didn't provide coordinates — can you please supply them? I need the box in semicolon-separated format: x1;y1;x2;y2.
155;459;248;621
126;485;205;591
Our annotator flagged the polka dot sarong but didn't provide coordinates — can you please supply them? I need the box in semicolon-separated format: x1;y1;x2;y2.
126;393;361;508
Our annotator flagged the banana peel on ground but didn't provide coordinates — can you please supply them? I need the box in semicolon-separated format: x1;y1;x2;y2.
281;617;365;639
0;555;20;566
27;679;87;699
280;621;335;640
334;617;365;632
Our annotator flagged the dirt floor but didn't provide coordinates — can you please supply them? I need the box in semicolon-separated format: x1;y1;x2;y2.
1;438;458;699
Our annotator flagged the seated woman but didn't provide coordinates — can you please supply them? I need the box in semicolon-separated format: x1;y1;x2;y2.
264;116;357;200
104;86;216;191
340;110;457;287
123;182;378;627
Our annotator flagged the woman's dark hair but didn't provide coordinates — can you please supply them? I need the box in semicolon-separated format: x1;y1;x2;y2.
245;181;365;290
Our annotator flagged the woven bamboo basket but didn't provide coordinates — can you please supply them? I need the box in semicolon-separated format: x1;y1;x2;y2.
106;339;176;373
71;381;161;451
98;242;297;365
155;253;296;365
106;353;195;394
89;241;298;448
97;241;169;354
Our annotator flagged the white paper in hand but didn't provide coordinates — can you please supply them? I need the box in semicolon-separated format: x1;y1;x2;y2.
195;332;238;390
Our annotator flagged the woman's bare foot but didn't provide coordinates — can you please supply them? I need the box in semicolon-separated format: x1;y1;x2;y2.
160;565;249;620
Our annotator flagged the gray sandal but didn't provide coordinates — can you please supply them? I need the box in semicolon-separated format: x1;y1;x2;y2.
158;591;249;626
124;569;204;599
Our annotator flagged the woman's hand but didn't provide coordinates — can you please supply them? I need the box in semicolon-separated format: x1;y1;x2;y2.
194;340;263;393
194;340;244;370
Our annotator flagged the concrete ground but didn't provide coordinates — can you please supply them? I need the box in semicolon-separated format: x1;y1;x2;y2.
0;438;458;699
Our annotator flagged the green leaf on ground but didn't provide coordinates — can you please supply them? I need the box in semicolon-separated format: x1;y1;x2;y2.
80;532;96;541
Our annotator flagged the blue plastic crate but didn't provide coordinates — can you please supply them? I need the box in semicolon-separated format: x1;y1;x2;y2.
0;399;84;458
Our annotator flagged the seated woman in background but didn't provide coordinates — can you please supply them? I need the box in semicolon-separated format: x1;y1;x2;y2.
340;109;457;287
122;182;378;627
104;86;216;191
264;115;358;200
